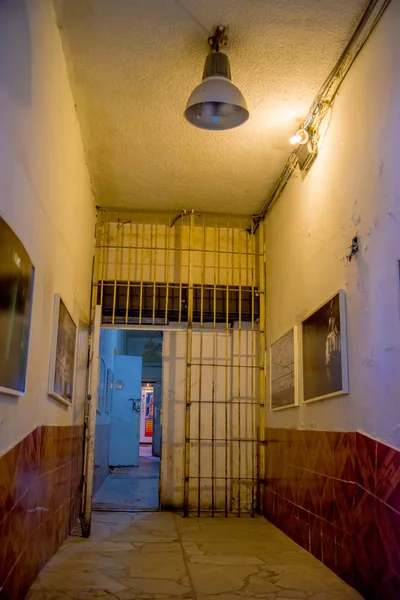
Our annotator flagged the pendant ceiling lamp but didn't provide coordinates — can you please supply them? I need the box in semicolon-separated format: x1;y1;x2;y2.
184;26;249;131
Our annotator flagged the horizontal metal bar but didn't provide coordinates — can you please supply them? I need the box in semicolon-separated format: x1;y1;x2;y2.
100;323;264;333
94;281;264;292
96;207;256;219
96;244;263;257
101;323;188;332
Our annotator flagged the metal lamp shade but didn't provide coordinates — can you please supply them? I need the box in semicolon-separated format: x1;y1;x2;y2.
184;52;249;131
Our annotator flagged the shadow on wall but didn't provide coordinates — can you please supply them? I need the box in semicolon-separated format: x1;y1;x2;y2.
0;0;32;107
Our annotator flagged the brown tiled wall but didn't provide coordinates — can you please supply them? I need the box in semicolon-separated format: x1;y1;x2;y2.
264;428;400;600
93;423;110;495
0;425;84;599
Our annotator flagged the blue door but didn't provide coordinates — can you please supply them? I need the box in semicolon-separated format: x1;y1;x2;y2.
109;355;142;467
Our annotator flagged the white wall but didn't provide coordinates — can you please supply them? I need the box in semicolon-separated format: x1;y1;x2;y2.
0;0;95;453
265;1;400;447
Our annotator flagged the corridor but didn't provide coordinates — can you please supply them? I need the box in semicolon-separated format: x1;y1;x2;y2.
93;457;160;511
26;512;362;600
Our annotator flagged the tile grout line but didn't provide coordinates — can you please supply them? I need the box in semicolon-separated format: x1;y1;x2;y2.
271;469;400;518
1;496;74;592
173;514;198;600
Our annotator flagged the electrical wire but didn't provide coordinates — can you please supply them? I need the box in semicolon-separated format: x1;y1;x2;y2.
252;0;392;225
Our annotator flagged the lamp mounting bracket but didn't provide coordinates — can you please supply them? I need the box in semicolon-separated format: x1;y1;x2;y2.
208;25;227;52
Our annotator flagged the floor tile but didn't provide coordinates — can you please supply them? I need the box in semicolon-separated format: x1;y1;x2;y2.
26;512;363;600
93;458;160;511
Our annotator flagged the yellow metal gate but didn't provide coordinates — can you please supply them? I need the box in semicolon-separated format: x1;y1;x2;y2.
92;209;266;516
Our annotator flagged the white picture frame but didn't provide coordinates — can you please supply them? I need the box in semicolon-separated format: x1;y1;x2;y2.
48;294;77;406
270;326;301;411
302;289;349;403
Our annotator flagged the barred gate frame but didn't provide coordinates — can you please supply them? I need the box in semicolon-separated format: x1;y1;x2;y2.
91;208;266;516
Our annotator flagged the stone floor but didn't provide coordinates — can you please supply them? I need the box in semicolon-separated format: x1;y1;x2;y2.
26;512;363;600
93;457;160;510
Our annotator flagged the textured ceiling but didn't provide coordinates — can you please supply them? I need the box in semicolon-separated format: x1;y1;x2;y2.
54;0;368;215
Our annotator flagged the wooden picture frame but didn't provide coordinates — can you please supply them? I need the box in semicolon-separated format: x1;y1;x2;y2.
48;294;77;406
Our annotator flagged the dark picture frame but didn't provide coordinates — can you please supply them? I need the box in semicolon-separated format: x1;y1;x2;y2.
0;216;34;396
48;294;77;405
302;290;349;403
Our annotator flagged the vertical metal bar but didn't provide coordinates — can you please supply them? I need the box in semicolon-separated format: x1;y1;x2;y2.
125;221;133;325
81;304;101;537
99;214;107;320
250;222;256;516
111;217;119;325
257;219;266;514
237;219;242;517
183;212;194;516
178;214;184;324
139;214;145;325
229;218;235;514
211;217;217;517
165;214;171;325
152;218;158;325
197;215;205;516
225;217;229;517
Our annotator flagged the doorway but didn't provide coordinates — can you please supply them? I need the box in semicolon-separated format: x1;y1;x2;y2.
81;208;265;532
92;329;163;511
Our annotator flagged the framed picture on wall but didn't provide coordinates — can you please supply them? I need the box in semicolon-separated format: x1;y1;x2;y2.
48;294;77;405
0;216;35;396
302;290;349;403
270;327;300;411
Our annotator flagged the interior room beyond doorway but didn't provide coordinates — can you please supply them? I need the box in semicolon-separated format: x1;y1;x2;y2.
92;329;163;511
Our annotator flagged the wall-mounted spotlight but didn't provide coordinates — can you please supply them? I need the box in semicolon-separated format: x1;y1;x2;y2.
184;26;249;131
288;102;333;171
290;128;309;145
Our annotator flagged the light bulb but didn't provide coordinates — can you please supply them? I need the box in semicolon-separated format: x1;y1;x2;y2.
290;128;309;145
290;133;301;145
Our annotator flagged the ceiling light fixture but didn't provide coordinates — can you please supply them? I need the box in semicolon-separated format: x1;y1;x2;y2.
184;26;249;131
290;128;309;145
